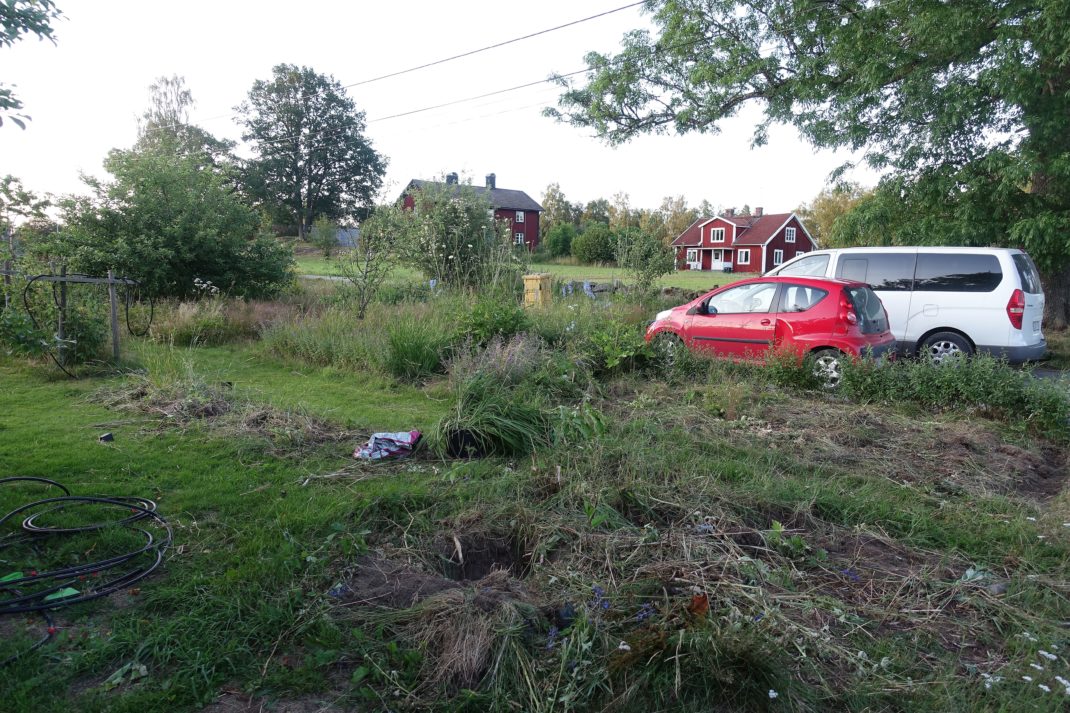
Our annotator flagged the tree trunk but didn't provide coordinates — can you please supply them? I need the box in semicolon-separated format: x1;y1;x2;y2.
1042;265;1070;331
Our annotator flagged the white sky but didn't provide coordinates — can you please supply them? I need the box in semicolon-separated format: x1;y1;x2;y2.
1;0;878;215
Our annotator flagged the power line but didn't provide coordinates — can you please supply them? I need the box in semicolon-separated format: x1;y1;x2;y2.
139;2;647;141
342;1;646;89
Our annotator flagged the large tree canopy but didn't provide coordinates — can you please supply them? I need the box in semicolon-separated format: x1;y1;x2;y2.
552;0;1070;325
1;0;62;127
237;64;387;240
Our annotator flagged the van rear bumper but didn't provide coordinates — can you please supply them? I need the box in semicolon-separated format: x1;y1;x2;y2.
976;341;1047;364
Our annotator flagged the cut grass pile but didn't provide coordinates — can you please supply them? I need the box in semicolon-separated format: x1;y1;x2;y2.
2;285;1070;712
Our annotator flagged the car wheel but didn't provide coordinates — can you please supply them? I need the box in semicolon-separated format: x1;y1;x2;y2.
811;348;844;388
654;332;685;368
920;332;972;365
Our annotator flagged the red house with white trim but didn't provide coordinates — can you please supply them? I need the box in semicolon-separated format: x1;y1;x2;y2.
671;208;817;274
400;173;543;251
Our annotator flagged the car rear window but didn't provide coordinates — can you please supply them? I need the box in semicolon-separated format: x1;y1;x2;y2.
914;253;1002;292
1012;253;1043;294
845;286;888;335
836;253;916;291
778;284;829;312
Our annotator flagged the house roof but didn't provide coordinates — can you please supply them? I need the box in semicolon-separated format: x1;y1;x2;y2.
731;213;794;245
671;212;809;247
670;218;705;247
404;179;543;212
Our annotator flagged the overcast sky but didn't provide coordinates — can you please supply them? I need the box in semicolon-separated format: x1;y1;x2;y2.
2;0;879;215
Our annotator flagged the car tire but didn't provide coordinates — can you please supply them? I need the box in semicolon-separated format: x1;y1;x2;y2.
920;332;972;365
654;332;685;369
811;348;844;389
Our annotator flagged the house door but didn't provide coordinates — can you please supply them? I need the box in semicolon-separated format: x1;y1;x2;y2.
686;248;700;270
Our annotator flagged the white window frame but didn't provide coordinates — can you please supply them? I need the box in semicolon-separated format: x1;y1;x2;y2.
785;227;796;243
685;248;698;263
515;211;525;223
737;248;751;265
773;249;784;265
711;227;725;243
515;232;526;245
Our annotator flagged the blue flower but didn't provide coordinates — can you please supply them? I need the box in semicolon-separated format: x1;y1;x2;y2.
635;602;656;622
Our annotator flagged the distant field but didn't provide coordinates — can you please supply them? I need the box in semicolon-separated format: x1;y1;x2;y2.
294;253;738;291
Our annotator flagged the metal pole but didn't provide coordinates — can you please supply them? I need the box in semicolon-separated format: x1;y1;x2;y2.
57;264;67;367
108;269;121;363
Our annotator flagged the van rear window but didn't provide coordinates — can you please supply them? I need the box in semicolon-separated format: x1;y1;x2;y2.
836;253;916;291
914;254;1002;292
1012;253;1043;294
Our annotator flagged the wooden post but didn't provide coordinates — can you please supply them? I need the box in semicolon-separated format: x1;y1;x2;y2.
108;269;121;363
57;265;67;367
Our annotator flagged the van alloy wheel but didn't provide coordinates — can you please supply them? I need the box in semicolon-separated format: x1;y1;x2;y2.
921;332;972;365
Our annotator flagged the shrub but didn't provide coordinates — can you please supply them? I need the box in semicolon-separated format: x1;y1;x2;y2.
447;333;547;387
0;307;44;355
582;320;651;375
429;377;549;457
840;354;1070;439
571;224;615;264
310;216;337;259
462;296;529;344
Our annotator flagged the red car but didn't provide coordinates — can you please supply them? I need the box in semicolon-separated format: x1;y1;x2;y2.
645;276;895;384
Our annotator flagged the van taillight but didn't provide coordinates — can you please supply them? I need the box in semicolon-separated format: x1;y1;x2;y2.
1007;289;1025;330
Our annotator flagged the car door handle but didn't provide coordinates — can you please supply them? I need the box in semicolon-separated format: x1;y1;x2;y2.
760;319;771;326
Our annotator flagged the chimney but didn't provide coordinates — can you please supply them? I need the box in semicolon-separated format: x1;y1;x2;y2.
754;206;763;217
485;173;496;189
724;207;735;217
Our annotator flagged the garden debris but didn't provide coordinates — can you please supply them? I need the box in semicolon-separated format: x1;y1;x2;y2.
353;430;421;460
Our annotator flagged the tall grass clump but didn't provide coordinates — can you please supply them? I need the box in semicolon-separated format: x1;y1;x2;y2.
841;354;1070;439
385;320;453;379
429;375;549;457
261;305;382;370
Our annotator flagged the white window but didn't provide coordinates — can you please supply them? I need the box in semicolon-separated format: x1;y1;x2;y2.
487;209;495;220
785;227;796;243
796;250;806;258
737;249;751;265
516;211;525;223
773;249;784;265
686;249;698;262
711;227;725;243
515;232;525;245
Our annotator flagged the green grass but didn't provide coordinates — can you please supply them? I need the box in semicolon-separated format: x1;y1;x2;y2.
2;314;1070;711
294;253;738;291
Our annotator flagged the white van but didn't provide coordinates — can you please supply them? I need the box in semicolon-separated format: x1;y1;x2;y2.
766;247;1046;363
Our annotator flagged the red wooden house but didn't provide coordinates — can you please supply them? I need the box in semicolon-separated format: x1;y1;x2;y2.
671;208;817;274
400;173;543;250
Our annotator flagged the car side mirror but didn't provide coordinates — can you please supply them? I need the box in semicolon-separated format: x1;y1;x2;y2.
687;302;713;316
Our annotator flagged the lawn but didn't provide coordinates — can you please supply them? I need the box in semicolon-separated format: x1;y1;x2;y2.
2;289;1070;712
294;252;738;291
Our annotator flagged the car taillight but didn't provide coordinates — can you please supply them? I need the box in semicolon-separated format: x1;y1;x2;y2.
1007;289;1025;330
839;293;858;326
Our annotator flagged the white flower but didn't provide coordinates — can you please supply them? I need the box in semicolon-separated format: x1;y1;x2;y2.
768;689;778;700
1030;663;1044;671
617;641;631;651
1040;650;1058;661
1055;675;1070;687
1026;516;1037;521
1039;684;1051;693
1023;675;1034;682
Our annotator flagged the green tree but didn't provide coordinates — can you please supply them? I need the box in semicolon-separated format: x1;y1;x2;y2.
237;65;386;240
1;0;62;128
338;206;403;319
137;75;234;163
1;174;48;308
581;198;611;225
544;222;577;258
657;195;698;245
551;0;1070;326
540;183;579;239
310;216;338;259
614;227;674;294
571;223;615;264
56;86;292;298
607;192;636;232
796;183;872;247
